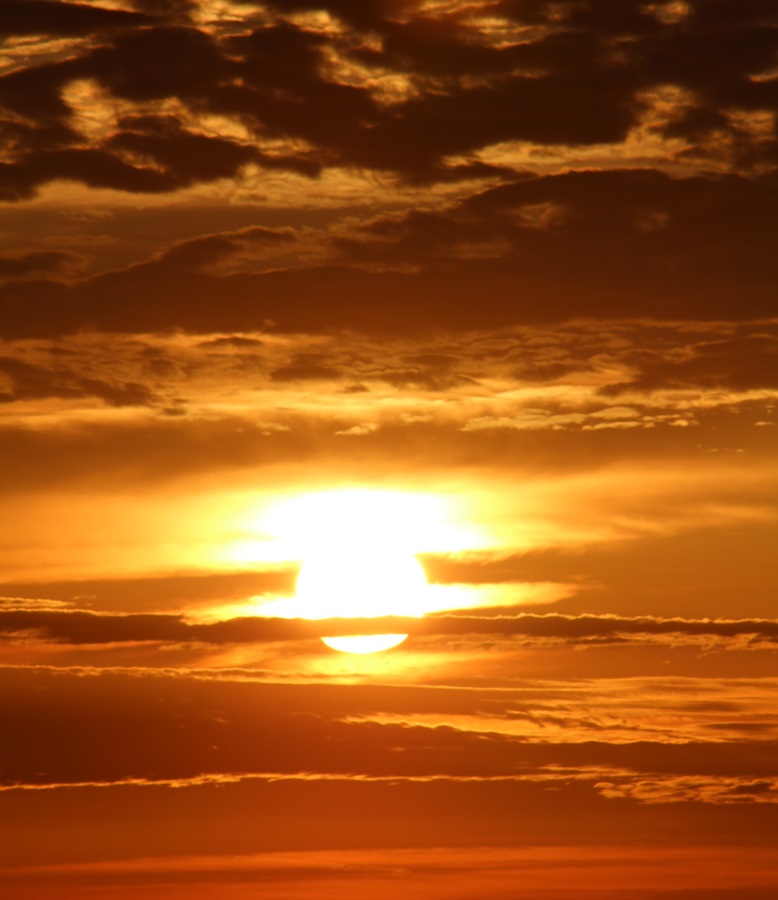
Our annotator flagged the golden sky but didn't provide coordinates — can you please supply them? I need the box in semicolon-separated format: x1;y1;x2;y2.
1;1;778;896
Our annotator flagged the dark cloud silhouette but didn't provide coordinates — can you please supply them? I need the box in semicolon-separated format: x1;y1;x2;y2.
1;0;774;200
0;1;155;38
0;667;777;788
0;250;84;280
106;115;261;184
0;59;83;136
152;223;298;272
249;0;770;186
602;335;778;394
0;356;156;407
199;335;265;349
1;169;776;337
270;363;342;381
259;0;414;32
82;25;228;103
2;608;777;648
0;148;177;202
128;0;196;19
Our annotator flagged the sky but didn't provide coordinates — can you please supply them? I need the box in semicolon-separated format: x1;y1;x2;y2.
1;0;778;896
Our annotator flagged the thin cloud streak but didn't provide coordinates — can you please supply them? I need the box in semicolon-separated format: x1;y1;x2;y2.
3;608;778;645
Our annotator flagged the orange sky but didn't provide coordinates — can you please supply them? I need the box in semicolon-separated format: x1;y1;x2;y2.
1;1;778;897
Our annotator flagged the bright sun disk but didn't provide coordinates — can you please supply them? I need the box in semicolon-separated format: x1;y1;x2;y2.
295;543;429;653
275;490;435;653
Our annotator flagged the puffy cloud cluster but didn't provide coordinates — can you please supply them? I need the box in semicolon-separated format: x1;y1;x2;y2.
2;0;777;193
0;1;776;339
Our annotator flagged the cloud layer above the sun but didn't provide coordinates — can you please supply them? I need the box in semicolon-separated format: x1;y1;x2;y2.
1;0;777;338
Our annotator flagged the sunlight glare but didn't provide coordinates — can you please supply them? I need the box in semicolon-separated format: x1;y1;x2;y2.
264;488;472;556
273;490;436;654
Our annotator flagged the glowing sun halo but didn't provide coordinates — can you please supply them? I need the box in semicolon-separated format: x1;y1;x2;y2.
274;490;435;654
295;545;429;653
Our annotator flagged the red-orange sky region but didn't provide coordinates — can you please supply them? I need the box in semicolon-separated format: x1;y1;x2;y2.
1;1;778;897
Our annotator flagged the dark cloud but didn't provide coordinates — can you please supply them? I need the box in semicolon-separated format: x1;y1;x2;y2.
253;0;778;186
370;367;472;390
2;608;778;648
0;1;775;201
0;2;156;38
270;362;342;382
0;356;156;407
348;73;635;179
106;114;262;183
128;0;196;19
0;667;777;788
0;250;85;280
0;3;772;188
0;26;318;201
601;335;778;394
259;0;414;32
82;25;227;103
0;148;177;202
0;131;275;203
0;118;79;161
152;223;298;272
0;0;774;233
0;59;82;132
198;336;265;349
1;169;775;337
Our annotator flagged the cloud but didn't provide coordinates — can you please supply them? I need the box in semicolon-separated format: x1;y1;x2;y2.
461;406;643;432
155;224;298;273
0;393;772;496
0;597;74;611
335;423;378;436
2;778;778;896
0;666;777;791
2;608;778;648
422;517;778;620
601;335;778;394
0;356;156;407
0;1;774;204
0;569;298;613
270;357;342;381
2;170;777;338
1;320;775;430
0;250;86;280
597;775;778;806
3;844;778;900
0;1;156;38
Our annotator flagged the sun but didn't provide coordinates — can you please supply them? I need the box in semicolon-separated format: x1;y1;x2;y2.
274;489;434;653
295;543;429;653
247;487;480;653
